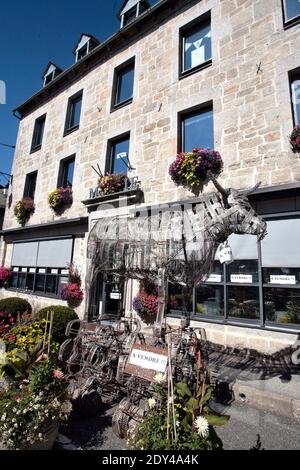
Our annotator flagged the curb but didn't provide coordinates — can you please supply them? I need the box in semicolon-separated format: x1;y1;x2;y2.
232;382;300;421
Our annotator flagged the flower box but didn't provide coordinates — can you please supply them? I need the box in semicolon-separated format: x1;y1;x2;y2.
48;187;73;214
14;197;35;226
289;126;300;152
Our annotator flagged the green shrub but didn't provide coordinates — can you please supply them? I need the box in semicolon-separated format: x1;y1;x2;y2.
36;306;78;344
0;297;32;316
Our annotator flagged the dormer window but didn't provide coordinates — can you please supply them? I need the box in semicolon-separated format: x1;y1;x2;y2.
42;62;62;87
74;34;100;63
119;0;150;28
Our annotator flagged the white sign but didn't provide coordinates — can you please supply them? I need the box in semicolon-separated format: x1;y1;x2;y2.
129;348;168;373
110;292;122;300
206;274;222;283
270;275;296;285
230;274;253;284
218;245;233;265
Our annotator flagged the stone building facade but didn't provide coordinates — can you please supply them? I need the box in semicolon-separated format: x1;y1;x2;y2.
1;0;300;353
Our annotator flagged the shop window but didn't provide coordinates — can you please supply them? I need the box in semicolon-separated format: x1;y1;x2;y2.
228;286;260;320
167;284;193;314
196;284;224;316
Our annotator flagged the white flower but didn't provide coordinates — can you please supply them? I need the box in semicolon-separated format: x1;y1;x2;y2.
154;373;164;384
1;413;6;422
38;433;43;440
176;420;180;428
168;396;174;405
194;416;209;438
148;398;156;409
61;401;72;414
14;424;18;429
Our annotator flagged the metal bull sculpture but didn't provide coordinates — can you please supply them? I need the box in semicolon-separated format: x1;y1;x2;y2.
59;177;267;438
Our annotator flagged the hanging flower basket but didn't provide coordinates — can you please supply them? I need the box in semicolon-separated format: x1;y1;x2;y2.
60;283;84;305
133;281;158;324
48;187;73;213
0;267;11;287
98;173;128;196
60;264;83;306
169;148;223;189
289;126;300;152
14;197;35;226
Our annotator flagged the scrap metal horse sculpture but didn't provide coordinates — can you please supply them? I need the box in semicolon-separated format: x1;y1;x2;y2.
60;177;267;435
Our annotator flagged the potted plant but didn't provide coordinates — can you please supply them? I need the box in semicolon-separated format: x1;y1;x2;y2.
14;197;35;226
48;187;73;214
0;359;71;450
98;173;128;196
132;281;158;324
0;267;11;287
169;148;223;190
289;126;300;152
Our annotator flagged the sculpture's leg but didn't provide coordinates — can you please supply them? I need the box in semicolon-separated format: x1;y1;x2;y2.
155;268;166;333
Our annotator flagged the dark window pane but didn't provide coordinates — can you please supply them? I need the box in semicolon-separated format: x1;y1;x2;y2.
10;271;18;288
35;274;46;292
182;108;214;152
227;260;259;284
167;284;193;314
24;172;37;200
196;284;224;316
63;159;75;187
124;7;137;26
26;273;35;291
45;275;57;294
116;65;134;105
58;275;68;295
32;116;45;150
284;0;300;22
111;138;130;174
77;43;88;61
65;93;82;132
70;97;82;128
291;77;300;125
104;275;123;317
264;288;300;325
183;22;211;72
228;286;260;320
44;73;54;86
17;273;26;289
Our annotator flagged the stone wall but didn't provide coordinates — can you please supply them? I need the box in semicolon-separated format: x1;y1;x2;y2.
4;0;300;230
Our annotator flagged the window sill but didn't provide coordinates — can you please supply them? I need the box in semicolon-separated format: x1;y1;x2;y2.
63;125;80;137
111;98;133;113
6;287;65;301
30;145;42;154
284;16;300;30
179;59;212;80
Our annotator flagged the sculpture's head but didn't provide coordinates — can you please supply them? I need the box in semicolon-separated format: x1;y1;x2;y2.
209;173;267;241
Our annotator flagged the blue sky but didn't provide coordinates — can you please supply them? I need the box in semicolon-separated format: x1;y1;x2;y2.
0;0;157;186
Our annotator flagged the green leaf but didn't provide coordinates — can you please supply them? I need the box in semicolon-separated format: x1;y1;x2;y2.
203;386;212;403
175;382;192;398
205;413;230;427
186;397;199;411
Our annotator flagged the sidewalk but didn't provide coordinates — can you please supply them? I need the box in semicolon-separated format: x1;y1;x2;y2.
55;400;300;451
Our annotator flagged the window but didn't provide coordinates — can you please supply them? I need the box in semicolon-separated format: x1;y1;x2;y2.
64;91;83;135
31;115;46;152
180;105;214;152
23;171;37;200
180;14;212;77
123;7;137;26
9;239;73;299
112;59;135;110
290;72;300;125
58;156;75;188
77;43;89;61
282;0;300;27
167;217;300;329
107;135;130;175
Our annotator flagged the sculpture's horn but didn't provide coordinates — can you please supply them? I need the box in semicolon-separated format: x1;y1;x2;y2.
246;181;261;196
207;171;229;196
